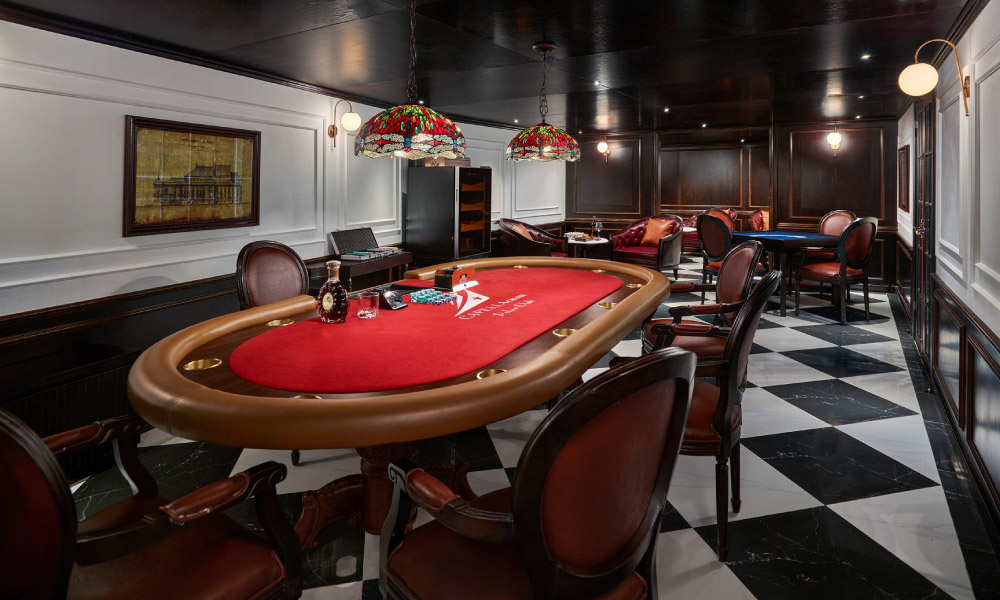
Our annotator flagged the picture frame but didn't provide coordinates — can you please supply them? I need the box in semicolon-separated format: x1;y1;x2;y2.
123;116;261;237
897;144;910;212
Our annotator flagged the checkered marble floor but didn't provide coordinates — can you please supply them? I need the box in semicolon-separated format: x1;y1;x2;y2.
72;260;1000;599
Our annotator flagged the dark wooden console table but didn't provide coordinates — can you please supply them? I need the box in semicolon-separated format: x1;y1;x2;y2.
309;251;413;292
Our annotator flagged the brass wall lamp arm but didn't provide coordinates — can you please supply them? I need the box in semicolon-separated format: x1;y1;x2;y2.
914;38;970;116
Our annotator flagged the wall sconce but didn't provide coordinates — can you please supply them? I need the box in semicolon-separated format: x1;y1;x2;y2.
898;38;970;116
827;129;843;155
328;99;362;148
597;138;611;162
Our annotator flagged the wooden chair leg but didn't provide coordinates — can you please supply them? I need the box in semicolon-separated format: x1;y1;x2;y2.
716;455;729;562
840;281;848;325
795;275;801;316
863;277;870;322
731;442;741;513
701;260;708;304
674;267;679;280
291;450;301;466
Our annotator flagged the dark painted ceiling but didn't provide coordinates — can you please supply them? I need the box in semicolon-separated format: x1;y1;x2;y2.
1;0;970;133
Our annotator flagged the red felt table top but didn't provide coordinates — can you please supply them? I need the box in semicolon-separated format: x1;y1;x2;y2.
228;268;623;393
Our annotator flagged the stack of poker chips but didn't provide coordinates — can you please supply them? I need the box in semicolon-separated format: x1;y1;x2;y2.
408;289;458;305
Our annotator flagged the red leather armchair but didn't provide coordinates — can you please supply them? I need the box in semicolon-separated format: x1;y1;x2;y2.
611;215;683;278
0;410;302;600
379;348;696;600
498;219;569;257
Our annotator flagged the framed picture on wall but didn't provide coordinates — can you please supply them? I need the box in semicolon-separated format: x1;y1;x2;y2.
897;144;910;212
123;116;261;236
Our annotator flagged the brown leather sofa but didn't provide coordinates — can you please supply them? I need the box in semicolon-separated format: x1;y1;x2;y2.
611;215;683;278
498;219;569;257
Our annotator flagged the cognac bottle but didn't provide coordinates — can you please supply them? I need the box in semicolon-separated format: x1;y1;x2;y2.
316;260;349;323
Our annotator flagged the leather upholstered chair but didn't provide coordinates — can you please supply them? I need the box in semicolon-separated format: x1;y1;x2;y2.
796;217;878;325
748;210;767;232
697;214;734;293
611;215;684;278
498;219;569;257
615;271;781;562
236;240;310;466
379;348;697;600
0;410;302;600
803;209;857;263
705;208;735;230
237;241;310;311
681;214;700;253
642;241;764;356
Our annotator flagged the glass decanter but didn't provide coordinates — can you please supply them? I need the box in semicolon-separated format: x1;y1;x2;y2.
316;260;349;323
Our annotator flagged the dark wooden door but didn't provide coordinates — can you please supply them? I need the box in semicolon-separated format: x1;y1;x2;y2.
912;98;936;360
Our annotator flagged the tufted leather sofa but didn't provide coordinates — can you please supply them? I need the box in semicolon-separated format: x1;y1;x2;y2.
498;219;569;257
611;215;683;278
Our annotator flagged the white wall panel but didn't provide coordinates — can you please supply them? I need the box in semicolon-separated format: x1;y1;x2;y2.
512;160;565;220
936;94;963;279
0;21;565;316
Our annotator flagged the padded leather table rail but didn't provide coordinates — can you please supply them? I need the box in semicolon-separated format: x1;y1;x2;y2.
229;268;622;393
127;257;669;450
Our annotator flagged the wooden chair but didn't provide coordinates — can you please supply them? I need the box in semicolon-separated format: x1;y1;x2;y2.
611;215;684;278
498;219;569;257
615;270;781;562
379;348;697;600
796;217;879;325
642;241;764;356
697;214;734;299
236;241;310;311
237;240;310;466
705;208;735;230
748;209;767;232
0;410;302;600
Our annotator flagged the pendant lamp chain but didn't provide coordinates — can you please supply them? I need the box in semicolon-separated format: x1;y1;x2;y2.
406;0;418;103
538;51;549;123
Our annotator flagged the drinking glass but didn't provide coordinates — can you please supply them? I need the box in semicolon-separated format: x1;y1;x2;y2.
357;291;380;318
595;221;603;235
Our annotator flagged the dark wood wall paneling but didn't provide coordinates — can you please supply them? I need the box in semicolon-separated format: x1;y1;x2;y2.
896;238;913;326
657;143;770;230
565;132;656;231
931;275;1000;524
772;120;898;287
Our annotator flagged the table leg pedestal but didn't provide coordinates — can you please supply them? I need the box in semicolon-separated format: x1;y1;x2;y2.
294;441;479;548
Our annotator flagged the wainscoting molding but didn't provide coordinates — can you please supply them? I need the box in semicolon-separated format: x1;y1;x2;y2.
931;274;1000;525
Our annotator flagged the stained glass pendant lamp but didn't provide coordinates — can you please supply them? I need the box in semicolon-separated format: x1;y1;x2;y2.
506;42;581;162
354;0;466;159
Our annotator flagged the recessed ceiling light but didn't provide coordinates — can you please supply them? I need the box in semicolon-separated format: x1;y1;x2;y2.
740;138;745;142
578;130;582;134
664;107;670;112
418;99;424;104
701;123;707;128
858;95;865;99
594;80;600;85
856;115;862;119
861;54;871;60
513;119;519;123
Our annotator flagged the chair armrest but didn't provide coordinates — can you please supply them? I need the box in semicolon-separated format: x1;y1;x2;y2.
650;321;726;338
695;360;729;378
160;462;286;524
609;355;638;369
392;462;514;544
44;416;144;456
668;300;745;320
670;282;713;294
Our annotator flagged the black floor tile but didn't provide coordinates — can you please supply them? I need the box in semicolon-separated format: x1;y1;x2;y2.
755;318;785;329
72;441;243;519
362;579;383;599
416;426;502;472
802;303;890;324
659;500;689;533
793;324;895;347
764;379;916;425
590;350;618;369
742;428;938;504
781;346;903;379
695;506;949;599
750;343;771;354
665;291;702;305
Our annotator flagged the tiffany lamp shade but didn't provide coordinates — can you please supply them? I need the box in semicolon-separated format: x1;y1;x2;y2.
354;104;466;159
505;124;581;162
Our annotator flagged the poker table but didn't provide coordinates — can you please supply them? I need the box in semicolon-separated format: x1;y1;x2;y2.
731;231;839;317
127;256;669;539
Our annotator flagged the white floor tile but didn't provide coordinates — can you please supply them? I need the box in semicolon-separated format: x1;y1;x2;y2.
848;339;910;370
655;528;758;600
138;427;192;447
229;448;361;495
467;468;512;497
486;410;546;468
841;371;921;413
611;338;644;357
752;327;836;352
745;352;832;387
838;416;939;483
582;367;609;382
666;451;822;529
831;487;973;600
740;387;830;438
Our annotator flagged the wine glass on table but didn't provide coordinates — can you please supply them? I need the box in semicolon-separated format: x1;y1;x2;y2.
595;220;603;239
